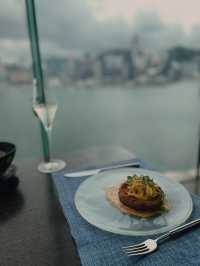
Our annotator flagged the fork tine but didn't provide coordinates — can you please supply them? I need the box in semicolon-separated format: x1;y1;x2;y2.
124;245;148;253
125;246;148;252
127;249;150;256
122;242;145;249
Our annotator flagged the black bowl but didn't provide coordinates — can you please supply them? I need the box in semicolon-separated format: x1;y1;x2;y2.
0;142;16;176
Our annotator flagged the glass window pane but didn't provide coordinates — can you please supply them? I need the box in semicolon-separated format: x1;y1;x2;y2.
34;0;199;174
0;0;42;160
1;0;199;180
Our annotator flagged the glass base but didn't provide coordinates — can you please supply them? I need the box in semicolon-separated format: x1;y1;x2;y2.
38;159;66;173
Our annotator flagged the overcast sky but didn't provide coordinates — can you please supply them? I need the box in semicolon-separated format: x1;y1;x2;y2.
1;0;200;63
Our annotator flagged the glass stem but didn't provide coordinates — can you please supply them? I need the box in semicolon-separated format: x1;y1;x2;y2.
46;127;52;163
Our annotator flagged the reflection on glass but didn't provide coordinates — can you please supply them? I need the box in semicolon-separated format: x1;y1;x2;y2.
0;0;200;181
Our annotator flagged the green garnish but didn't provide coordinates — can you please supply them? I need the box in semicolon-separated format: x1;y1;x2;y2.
127;175;155;186
127;176;134;183
142;175;154;186
127;175;137;183
159;206;169;213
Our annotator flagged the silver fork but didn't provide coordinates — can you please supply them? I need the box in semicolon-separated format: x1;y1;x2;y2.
123;218;200;256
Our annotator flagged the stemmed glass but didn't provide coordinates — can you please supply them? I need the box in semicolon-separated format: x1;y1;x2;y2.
32;81;66;173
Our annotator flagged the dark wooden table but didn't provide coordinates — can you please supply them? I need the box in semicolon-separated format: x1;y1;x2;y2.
0;159;80;266
0;147;198;266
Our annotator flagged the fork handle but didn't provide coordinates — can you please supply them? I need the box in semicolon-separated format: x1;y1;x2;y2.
169;218;200;236
156;218;200;242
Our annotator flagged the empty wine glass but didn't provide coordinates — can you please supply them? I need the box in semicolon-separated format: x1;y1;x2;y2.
32;80;66;173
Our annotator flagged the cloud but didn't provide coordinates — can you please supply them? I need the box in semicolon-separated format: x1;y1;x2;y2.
132;11;187;51
0;0;131;60
0;0;200;62
0;0;26;39
188;25;200;49
35;0;131;53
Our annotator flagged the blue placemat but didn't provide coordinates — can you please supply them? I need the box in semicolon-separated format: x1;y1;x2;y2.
52;160;200;266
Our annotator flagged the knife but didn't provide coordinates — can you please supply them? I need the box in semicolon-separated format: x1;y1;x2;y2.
64;161;140;178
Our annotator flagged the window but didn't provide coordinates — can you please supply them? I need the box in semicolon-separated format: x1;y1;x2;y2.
0;0;199;179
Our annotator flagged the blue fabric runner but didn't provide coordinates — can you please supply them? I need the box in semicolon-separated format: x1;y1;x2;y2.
52;160;200;266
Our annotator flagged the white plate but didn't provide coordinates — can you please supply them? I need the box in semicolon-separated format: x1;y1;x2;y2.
75;168;193;236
